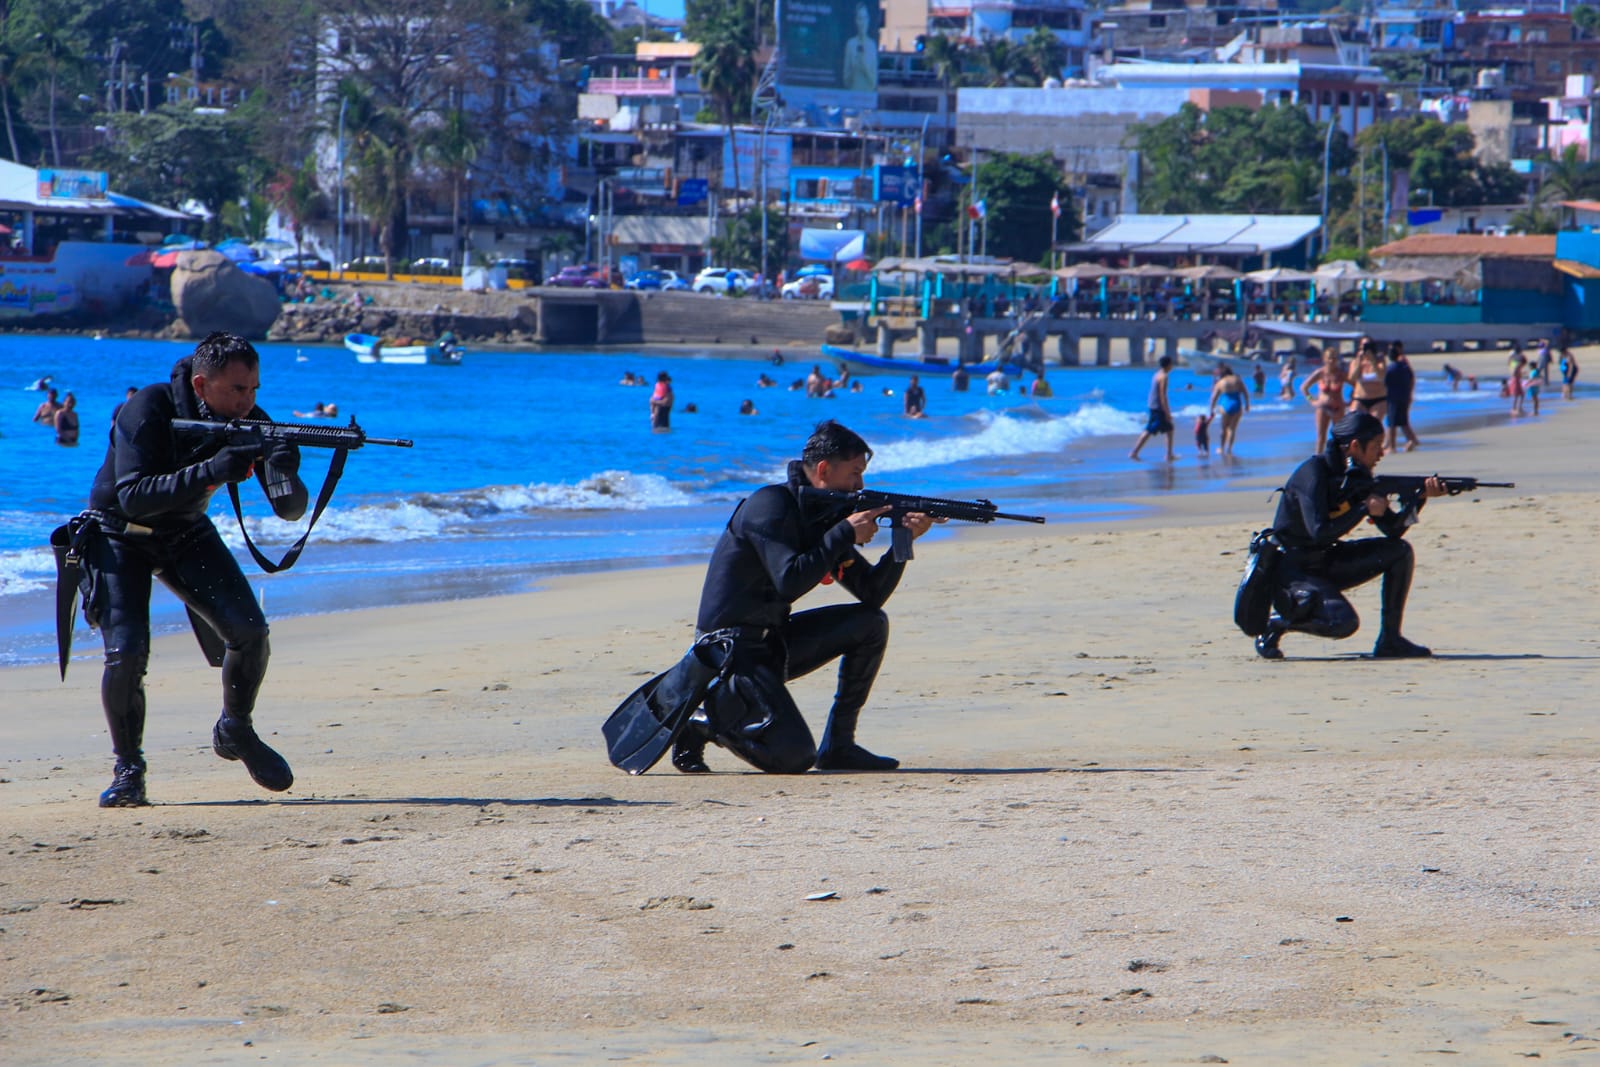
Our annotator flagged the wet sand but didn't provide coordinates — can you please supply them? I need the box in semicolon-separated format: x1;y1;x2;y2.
1;368;1595;1065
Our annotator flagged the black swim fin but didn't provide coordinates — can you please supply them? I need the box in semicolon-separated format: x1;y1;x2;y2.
50;524;82;681
603;635;732;774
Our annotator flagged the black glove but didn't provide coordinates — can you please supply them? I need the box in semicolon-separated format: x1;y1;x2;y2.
205;442;260;485
262;436;301;477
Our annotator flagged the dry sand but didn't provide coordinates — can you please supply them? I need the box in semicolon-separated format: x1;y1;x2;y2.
2;369;1596;1065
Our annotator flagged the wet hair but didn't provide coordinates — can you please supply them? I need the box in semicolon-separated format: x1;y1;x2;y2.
1158;355;1173;369
801;419;872;468
192;331;259;374
1325;411;1384;465
1388;340;1405;358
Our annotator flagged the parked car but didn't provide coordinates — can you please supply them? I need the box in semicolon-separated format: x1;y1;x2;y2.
341;255;389;274
277;253;330;271
781;274;835;300
545;265;602;287
693;267;755;295
545;264;622;288
493;257;539;280
794;264;833;279
625;268;689;291
411;257;453;273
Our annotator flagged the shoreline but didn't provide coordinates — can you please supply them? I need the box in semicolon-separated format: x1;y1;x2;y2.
0;346;1570;669
1;379;1594;1064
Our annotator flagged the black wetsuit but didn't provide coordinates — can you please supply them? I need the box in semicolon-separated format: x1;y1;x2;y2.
83;358;307;767
1267;452;1419;642
692;461;906;772
1385;358;1415;431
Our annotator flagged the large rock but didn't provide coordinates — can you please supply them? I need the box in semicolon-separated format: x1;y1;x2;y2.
171;250;280;339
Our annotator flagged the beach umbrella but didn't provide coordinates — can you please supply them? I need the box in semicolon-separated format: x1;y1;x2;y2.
1054;263;1117;316
125;248;159;267
1174;264;1241;319
1245;266;1314;284
1115;263;1173;318
150;249;184;269
1372;267;1439;283
844;257;872;272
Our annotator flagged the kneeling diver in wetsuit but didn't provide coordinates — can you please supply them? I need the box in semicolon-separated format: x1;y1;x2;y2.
670;419;936;773
63;332;309;806
1253;411;1444;660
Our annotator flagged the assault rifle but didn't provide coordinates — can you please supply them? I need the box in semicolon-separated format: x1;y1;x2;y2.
171;416;412;573
1340;469;1516;531
800;487;1045;561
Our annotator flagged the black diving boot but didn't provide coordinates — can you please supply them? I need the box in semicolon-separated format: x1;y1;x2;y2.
815;709;899;771
212;714;294;792
99;760;149;807
670;710;712;773
1254;616;1287;660
1372;633;1432;658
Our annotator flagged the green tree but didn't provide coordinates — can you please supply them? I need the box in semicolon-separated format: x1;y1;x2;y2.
18;23;85;165
1536;144;1600;204
420;108;479;266
973;151;1075;263
920;32;967;88
692;3;757;193
268;155;324;262
974;34;1028;87
86;104;255;240
710;204;785;271
1574;4;1600;37
1018;26;1067;85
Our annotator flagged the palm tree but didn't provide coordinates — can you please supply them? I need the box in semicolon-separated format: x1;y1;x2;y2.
348;138;404;277
21;27;83;166
694;8;756;195
1538;144;1600;205
1019;27;1067;84
975;34;1027;87
0;40;21;160
421;108;479;266
921;33;966;89
269;156;324;264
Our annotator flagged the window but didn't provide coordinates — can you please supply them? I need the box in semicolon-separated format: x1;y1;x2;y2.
1338;90;1350;106
1149;14;1167;27
1550;60;1564;75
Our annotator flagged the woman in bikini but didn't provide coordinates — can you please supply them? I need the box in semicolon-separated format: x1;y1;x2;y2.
1348;337;1388;423
1301;346;1349;453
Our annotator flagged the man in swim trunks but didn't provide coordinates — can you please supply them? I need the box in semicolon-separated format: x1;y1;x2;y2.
1129;355;1175;462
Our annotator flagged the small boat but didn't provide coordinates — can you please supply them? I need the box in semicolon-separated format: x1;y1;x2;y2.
820;344;1024;378
344;332;463;365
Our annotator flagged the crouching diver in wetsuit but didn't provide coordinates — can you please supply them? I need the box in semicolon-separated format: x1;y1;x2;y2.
59;332;309;807
670;419;937;773
1252;411;1445;660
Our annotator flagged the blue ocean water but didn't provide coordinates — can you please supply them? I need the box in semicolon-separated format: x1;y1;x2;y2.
0;334;1509;665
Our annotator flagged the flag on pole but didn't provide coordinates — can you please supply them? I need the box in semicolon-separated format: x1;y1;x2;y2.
968;199;987;221
1050;192;1061;220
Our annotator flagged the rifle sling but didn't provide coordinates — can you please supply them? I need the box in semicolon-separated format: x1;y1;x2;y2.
226;447;349;574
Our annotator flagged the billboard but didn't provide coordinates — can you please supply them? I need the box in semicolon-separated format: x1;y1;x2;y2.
779;0;879;112
721;131;792;193
874;165;919;206
37;169;108;201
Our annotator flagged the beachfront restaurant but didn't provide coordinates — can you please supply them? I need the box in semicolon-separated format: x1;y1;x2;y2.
1365;234;1560;326
0;158;193;318
1056;214;1323;319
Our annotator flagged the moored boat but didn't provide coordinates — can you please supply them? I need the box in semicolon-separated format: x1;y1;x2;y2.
344;332;463;365
819;343;1023;378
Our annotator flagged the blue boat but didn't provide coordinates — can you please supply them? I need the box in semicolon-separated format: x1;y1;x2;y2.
819;344;1024;378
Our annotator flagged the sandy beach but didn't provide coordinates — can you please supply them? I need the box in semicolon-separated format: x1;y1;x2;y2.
2;351;1596;1065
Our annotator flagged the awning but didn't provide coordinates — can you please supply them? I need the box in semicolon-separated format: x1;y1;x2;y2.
1065;214;1322;256
1553;258;1600;280
609;215;711;247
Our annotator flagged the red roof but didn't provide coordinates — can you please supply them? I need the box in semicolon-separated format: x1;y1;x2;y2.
1371;234;1555;258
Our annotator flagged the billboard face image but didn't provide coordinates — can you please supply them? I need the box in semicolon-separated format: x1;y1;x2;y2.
780;0;878;108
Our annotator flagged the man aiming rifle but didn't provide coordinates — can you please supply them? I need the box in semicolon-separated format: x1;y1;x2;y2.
603;419;1043;775
1236;411;1512;661
51;332;408;807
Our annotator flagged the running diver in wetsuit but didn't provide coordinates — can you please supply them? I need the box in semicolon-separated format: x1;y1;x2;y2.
1254;412;1444;661
670;419;936;774
75;332;309;806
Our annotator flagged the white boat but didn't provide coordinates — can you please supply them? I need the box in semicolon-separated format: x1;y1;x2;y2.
344;332;463;365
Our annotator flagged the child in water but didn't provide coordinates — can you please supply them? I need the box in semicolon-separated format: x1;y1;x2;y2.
1194;413;1212;457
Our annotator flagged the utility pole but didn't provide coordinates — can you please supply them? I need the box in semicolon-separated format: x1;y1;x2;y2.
337;96;347;276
